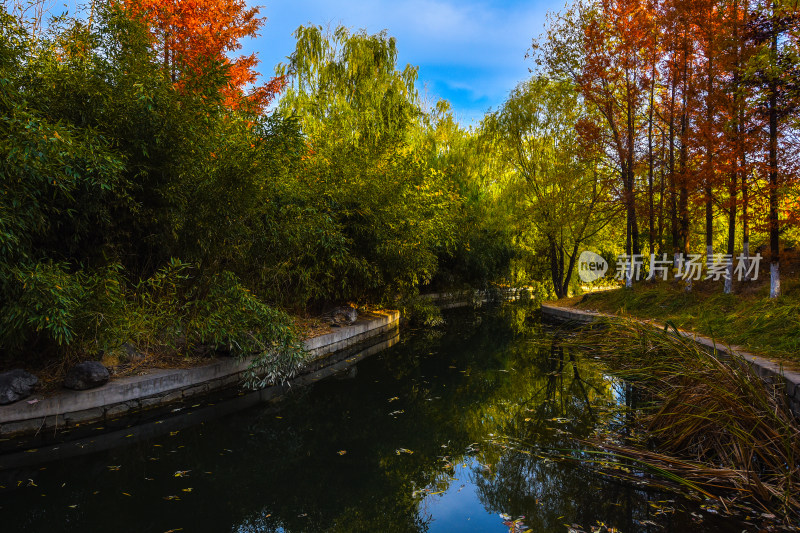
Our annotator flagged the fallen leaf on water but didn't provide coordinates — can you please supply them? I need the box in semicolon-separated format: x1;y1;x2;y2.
107;465;121;471
169;431;179;436
122;492;132;497
182;488;193;492
163;495;180;501
173;470;190;478
68;505;77;508
388;397;399;402
396;448;414;455
337;450;347;455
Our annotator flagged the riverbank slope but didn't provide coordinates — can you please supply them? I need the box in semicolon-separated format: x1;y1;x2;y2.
559;279;800;368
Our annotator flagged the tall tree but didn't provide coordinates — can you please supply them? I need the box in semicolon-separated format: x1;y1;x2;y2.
488;77;616;298
122;0;284;111
577;0;656;286
746;0;800;297
276;25;460;300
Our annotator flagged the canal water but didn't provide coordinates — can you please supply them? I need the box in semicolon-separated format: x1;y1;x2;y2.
0;305;754;532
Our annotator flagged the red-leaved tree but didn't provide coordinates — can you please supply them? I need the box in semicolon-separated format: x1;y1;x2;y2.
122;0;285;112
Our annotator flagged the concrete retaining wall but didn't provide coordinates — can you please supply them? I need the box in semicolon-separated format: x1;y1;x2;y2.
0;310;400;438
540;303;800;416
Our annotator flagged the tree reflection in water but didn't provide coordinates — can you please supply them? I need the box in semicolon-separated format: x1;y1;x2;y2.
0;305;749;532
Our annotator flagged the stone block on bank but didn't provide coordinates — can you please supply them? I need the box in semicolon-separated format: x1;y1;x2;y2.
64;361;110;390
0;369;39;405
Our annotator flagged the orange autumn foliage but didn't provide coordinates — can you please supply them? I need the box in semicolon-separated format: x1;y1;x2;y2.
121;0;284;112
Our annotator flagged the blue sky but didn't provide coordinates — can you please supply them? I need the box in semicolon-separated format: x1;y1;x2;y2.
53;0;566;125
246;0;563;125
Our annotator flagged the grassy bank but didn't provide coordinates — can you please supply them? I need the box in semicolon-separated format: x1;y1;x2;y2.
568;277;800;366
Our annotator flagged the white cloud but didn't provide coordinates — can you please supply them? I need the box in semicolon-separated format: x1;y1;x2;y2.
272;0;548;67
58;0;560;123
251;0;560;120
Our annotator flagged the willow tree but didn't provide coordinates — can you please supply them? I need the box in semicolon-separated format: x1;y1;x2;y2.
487;77;616;299
278;25;420;150
275;25;460;300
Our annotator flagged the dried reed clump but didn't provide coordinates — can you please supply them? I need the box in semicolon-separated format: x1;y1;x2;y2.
566;319;800;519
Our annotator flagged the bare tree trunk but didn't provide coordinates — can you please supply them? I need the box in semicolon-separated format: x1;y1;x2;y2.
678;97;690;258
625;201;633;288
705;194;714;271
679;99;691;292
648;60;657;259
742;156;751;280
725;0;741;295
657;151;667;254
678;31;692;292
705;29;715;273
668;76;679;266
627;103;641;266
768;5;780;298
549;236;566;299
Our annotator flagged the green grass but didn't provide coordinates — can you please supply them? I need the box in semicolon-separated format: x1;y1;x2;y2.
574;278;800;366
